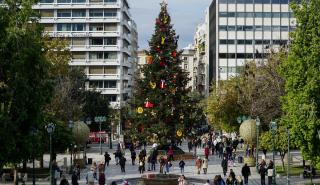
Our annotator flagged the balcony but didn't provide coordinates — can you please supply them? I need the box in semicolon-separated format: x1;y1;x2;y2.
69;45;119;52
87;87;120;94
33;1;120;9
87;74;120;80
122;33;131;42
70;59;120;66
39;16;120;24
45;30;120;37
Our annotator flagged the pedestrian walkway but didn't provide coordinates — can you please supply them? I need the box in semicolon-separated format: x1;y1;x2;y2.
11;141;320;185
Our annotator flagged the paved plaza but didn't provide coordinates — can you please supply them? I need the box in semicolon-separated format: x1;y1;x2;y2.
6;141;318;185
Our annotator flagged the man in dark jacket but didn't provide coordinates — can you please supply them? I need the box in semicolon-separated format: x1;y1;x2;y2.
119;156;127;173
241;163;251;185
104;152;111;166
221;156;228;177
131;150;136;165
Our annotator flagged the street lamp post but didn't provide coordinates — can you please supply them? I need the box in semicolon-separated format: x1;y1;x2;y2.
30;127;38;185
269;121;277;185
256;116;261;171
286;128;290;185
46;123;55;185
68;120;74;172
95;116;106;155
109;122;113;149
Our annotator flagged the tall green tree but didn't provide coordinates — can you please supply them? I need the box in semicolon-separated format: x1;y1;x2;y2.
0;0;53;169
128;2;198;144
280;0;320;167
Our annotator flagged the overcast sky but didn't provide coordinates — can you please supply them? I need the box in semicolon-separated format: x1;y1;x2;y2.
129;0;212;50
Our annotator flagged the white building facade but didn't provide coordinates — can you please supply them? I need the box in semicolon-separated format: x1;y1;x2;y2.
208;0;296;85
33;0;137;109
180;45;195;90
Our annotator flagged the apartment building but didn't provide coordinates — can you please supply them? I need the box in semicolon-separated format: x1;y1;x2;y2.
33;0;138;110
180;45;196;90
208;0;296;85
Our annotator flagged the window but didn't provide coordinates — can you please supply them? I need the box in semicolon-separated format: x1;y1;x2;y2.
104;10;117;17
228;26;236;31
220;40;228;44
280;0;288;3
228;67;237;73
105;52;118;59
72;9;86;17
263;26;271;31
255;25;263;31
237;25;243;31
237;0;246;3
219;66;228;73
245;40;252;45
72;23;86;31
272;12;281;18
219;26;228;31
237;40;245;45
40;0;53;3
263;40;270;45
263;12;272;18
220;0;228;3
90;0;103;3
90;38;103;45
105;95;117;102
281;12;290;18
40;10;54;17
105;37;117;45
57;23;71;31
272;0;280;2
72;52;86;59
272;26;281;31
105;81;117;88
89;52;104;60
280;26;288;31
89;24;104;31
243;26;253;31
89;9;103;17
43;24;54;31
184;64;188;69
254;12;263;18
254;0;263;3
104;23;117;31
219;12;228;17
246;12;254;17
245;0;253;3
89;81;103;88
72;0;85;2
104;66;117;74
72;38;86;46
105;0;117;2
236;12;246;17
57;0;71;3
262;0;270;3
57;10;71;17
89;66;103;74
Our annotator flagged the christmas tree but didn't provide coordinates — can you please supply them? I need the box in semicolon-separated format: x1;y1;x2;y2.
128;1;203;144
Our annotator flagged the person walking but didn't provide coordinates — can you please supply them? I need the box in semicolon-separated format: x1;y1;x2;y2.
165;160;172;174
86;168;96;185
195;156;202;174
202;157;208;174
188;140;193;153
131;150;136;165
241;163;251;185
52;160;61;185
179;160;185;174
104;152;111;166
119;156;127;173
204;145;210;159
259;160;267;185
267;161;274;185
139;159;145;174
159;156;165;174
98;172;105;185
71;171;79;185
221;156;228;177
167;146;174;161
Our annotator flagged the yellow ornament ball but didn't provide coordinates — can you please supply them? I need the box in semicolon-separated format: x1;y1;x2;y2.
176;130;182;137
150;82;156;89
137;107;144;114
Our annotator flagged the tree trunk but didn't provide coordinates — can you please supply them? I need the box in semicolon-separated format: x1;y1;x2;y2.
13;165;18;185
280;152;285;171
40;155;44;168
22;160;27;172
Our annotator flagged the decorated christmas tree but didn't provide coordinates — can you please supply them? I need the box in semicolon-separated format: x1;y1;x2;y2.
128;1;203;144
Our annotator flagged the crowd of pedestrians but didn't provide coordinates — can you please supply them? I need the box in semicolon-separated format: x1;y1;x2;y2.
48;131;279;185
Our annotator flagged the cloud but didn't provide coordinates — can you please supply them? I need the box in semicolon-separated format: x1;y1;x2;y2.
129;0;212;50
